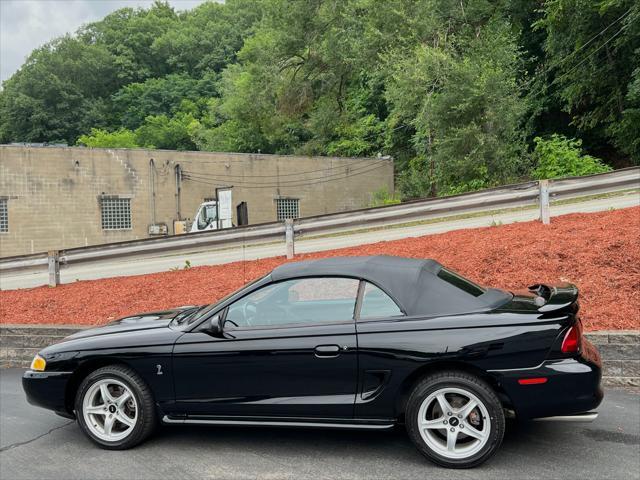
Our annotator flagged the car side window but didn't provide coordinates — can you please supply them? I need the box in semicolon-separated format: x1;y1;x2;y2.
359;282;404;319
225;277;359;328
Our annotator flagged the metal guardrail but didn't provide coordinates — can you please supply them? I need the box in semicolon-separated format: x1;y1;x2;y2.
1;167;638;285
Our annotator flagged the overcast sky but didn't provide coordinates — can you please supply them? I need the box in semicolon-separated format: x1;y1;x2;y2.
0;0;208;83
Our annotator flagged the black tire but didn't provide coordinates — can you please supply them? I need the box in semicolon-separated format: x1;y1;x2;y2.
405;370;505;468
74;365;157;450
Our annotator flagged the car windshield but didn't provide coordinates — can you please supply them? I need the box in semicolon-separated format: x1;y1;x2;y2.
174;274;268;326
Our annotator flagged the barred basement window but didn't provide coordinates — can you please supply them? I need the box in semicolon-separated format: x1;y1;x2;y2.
0;199;7;233
276;198;299;221
101;197;131;230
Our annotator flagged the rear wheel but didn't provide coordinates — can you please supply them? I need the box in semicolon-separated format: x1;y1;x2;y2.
75;365;156;449
405;371;505;468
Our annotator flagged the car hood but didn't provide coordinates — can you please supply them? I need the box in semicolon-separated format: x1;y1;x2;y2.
62;306;199;342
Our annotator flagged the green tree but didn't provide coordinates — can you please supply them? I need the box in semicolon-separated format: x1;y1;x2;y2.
610;64;640;164
203;0;530;196
112;73;218;130
151;0;265;76
78;0;179;83
201;0;383;154
386;19;529;197
0;37;115;143
0;0;262;146
533;0;640;161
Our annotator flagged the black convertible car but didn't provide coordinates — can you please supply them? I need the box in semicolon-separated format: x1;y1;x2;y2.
23;256;602;468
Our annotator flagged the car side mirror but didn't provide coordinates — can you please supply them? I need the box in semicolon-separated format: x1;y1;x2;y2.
204;314;223;337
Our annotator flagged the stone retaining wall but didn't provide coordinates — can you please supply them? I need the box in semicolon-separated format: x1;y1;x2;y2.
586;331;640;386
1;325;82;368
1;325;638;386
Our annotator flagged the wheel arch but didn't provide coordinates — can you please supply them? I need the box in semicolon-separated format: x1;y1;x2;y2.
64;357;137;415
394;361;513;421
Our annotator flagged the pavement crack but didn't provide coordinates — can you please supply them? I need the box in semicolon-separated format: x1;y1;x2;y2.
0;421;74;453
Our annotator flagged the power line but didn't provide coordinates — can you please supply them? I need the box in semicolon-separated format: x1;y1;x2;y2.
182;158;392;186
181;155;389;179
182;160;392;189
526;9;639;98
182;165;389;189
522;6;635;90
182;160;391;188
556;11;638;79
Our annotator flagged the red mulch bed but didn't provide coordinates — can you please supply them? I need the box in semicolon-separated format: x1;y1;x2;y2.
1;207;638;331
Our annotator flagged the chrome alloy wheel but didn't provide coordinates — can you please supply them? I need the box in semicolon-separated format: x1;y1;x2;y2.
82;378;138;442
417;387;491;460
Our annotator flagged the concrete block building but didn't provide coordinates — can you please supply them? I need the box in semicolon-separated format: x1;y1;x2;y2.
0;145;394;257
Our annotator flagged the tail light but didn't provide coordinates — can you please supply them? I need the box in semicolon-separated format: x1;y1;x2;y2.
561;323;582;354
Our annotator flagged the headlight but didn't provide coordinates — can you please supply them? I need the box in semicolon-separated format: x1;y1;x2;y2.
30;354;46;371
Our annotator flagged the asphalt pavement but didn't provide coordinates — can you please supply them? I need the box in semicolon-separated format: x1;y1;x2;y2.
0;368;638;479
1;192;638;290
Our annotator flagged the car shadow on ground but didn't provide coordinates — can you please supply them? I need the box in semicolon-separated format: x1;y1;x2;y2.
146;419;546;464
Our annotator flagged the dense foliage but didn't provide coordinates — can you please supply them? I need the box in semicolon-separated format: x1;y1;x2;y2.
1;0;638;198
531;134;612;179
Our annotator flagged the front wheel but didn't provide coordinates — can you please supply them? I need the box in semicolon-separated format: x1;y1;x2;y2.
405;371;505;468
75;365;156;449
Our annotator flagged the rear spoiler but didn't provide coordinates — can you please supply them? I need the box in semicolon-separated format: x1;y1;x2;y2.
528;283;579;313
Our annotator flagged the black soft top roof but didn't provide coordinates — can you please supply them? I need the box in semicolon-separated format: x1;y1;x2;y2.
271;255;510;316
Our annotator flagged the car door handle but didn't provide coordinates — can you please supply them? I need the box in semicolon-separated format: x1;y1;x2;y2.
314;345;341;358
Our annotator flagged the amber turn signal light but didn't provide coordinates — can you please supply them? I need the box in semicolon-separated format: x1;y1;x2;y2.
30;354;46;371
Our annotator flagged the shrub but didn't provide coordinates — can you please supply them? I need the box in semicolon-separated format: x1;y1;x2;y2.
532;134;611;179
77;128;140;149
369;187;401;207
